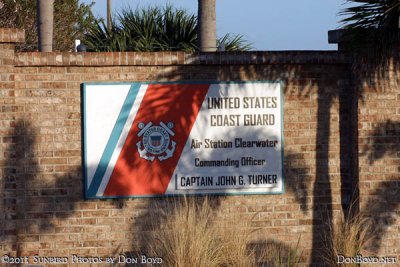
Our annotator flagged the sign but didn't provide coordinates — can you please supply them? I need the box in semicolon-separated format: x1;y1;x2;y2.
82;82;284;198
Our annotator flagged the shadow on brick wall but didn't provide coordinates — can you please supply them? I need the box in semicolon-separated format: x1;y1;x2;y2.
121;57;348;265
352;49;399;97
1;120;81;255
129;129;311;264
0;120;128;256
203;56;350;264
127;52;399;264
361;120;400;253
353;51;400;254
5;50;399;264
0;91;312;264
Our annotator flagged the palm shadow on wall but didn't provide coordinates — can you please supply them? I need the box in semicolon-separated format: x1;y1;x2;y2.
0;85;311;263
0;120;126;257
106;50;397;264
1;51;383;265
189;53;351;264
129;129;311;265
123;52;350;265
350;49;400;254
361;120;400;253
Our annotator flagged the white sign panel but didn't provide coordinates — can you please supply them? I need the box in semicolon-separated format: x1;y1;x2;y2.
83;82;284;198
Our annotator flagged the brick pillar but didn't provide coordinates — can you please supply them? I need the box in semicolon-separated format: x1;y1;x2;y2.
0;28;25;255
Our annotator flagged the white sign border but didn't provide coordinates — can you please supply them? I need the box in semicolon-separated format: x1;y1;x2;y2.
82;81;285;199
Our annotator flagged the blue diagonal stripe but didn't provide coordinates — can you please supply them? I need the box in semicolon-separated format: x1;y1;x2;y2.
87;84;141;198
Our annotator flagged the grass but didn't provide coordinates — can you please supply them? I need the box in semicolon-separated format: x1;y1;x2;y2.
322;205;375;266
145;197;225;267
140;196;302;267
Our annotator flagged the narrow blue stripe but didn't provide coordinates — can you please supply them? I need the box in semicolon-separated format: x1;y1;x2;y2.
86;84;141;198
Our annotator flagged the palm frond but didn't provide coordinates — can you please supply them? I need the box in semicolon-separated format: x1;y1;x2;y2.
218;33;253;51
84;19;127;52
340;0;400;50
82;4;251;52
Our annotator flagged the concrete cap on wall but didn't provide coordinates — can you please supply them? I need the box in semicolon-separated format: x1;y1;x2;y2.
328;30;345;44
0;28;25;44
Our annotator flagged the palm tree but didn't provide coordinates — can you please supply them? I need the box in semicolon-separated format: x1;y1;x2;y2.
83;5;251;52
107;0;112;31
340;0;400;49
120;6;198;52
1;0;96;52
197;0;216;52
37;0;54;52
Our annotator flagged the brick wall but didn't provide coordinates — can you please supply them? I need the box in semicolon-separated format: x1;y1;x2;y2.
0;28;398;266
354;53;400;259
0;29;23;257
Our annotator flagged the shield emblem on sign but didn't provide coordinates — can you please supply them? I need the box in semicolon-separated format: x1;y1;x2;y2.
136;121;176;162
150;135;162;147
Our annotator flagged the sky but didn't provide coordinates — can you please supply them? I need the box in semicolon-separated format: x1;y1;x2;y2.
80;0;350;51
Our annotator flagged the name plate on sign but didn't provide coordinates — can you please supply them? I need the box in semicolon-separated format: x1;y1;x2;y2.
82;82;284;198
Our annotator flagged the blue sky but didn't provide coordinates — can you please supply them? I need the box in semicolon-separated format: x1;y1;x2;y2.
81;0;349;51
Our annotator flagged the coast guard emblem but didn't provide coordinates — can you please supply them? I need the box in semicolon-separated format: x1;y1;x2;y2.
136;121;176;162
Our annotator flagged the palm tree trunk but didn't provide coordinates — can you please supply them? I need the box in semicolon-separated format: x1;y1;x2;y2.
37;0;54;52
198;0;216;52
107;0;112;32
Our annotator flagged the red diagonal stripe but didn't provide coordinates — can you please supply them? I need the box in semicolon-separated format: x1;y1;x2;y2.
104;84;210;196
